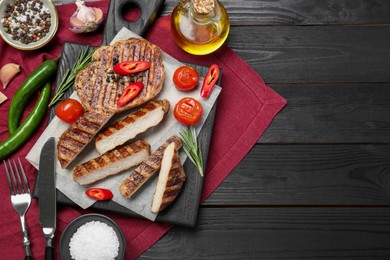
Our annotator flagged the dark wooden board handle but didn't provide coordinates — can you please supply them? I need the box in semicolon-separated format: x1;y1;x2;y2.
102;0;165;44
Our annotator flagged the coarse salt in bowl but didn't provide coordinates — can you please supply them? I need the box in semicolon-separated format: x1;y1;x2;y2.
60;214;126;260
0;0;58;50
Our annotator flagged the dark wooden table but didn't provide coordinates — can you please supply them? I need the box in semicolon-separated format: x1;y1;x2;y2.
138;1;390;259
53;0;390;258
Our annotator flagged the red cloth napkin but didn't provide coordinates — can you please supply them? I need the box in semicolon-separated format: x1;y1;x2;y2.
0;1;286;259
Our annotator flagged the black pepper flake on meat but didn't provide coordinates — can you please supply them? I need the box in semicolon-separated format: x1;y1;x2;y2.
1;0;52;45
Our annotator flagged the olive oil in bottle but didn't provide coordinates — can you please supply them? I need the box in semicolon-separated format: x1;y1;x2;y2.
171;0;230;55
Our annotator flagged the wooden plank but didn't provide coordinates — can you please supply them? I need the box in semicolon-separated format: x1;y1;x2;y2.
259;83;390;143
226;25;390;83
140;207;390;259
162;0;390;25
203;144;390;205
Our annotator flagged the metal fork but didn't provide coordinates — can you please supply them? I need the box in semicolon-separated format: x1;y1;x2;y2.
5;158;33;260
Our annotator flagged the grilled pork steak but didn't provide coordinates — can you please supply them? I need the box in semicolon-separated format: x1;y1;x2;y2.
95;99;170;155
119;135;182;198
58;38;164;168
151;142;186;213
73;139;150;186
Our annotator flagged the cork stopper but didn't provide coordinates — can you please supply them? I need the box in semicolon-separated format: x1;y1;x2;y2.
193;0;215;15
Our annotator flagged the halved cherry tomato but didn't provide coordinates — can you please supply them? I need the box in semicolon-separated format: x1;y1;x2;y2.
55;98;84;124
200;64;220;98
117;82;144;107
114;61;151;76
85;188;113;201
173;66;199;91
174;97;203;126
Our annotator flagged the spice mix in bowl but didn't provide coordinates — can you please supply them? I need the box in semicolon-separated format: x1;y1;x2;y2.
0;0;58;50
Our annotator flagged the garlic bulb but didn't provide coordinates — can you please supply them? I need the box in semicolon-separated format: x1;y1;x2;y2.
70;0;103;33
0;63;21;89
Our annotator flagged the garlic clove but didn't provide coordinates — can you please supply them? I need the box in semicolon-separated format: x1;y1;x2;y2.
70;16;87;33
94;8;104;24
0;91;7;105
70;0;103;34
0;63;21;89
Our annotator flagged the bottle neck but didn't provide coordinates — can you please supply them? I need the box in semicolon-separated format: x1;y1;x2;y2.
190;0;220;23
191;0;215;15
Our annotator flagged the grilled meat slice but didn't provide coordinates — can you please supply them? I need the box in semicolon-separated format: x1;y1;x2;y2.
73;139;150;186
151;142;186;213
74;38;164;114
119;135;182;198
59;38;165;168
95;99;170;155
58;112;111;168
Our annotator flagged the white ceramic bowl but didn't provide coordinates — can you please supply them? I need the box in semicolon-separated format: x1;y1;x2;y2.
0;0;58;50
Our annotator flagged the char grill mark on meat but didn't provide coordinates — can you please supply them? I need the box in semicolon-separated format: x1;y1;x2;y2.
141;45;152;99
101;44;121;109
151;46;161;96
85;66;96;109
98;47;115;112
58;112;111;168
151;142;186;213
119;136;182;198
91;47;111;111
95;99;170;147
122;41;130;61
72;139;151;186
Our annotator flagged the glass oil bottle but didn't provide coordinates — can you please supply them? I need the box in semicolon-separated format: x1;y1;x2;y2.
170;0;230;55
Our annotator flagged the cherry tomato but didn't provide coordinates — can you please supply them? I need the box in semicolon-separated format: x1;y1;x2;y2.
173;66;199;91
200;64;220;98
85;188;113;201
55;98;84;124
117;82;144;107
174;97;203;126
114;61;151;76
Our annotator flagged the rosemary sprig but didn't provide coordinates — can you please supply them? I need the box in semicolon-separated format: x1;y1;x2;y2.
48;47;94;107
179;127;204;177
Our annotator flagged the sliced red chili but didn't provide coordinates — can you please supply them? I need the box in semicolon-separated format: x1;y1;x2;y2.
85;188;113;201
117;82;144;107
200;64;220;98
114;61;151;76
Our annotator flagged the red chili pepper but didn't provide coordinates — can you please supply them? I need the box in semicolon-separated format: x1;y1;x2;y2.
85;188;113;201
200;64;220;98
117;82;144;107
114;61;151;76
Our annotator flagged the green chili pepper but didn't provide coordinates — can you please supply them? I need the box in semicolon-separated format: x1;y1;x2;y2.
0;82;51;160
8;59;57;135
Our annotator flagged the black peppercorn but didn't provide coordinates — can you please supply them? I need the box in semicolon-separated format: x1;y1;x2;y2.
1;0;52;45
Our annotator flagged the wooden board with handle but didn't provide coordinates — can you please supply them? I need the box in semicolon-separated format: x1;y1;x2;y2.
33;0;219;227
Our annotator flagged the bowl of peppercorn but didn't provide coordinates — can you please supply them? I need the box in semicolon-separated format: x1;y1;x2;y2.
0;0;58;50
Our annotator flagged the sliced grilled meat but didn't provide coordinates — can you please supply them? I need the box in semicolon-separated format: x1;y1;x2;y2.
119;135;182;198
151;142;186;213
58;112;111;168
58;38;164;168
73;139;150;186
95;99;170;155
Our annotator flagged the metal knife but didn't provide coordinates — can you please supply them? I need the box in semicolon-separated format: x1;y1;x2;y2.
38;137;56;260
